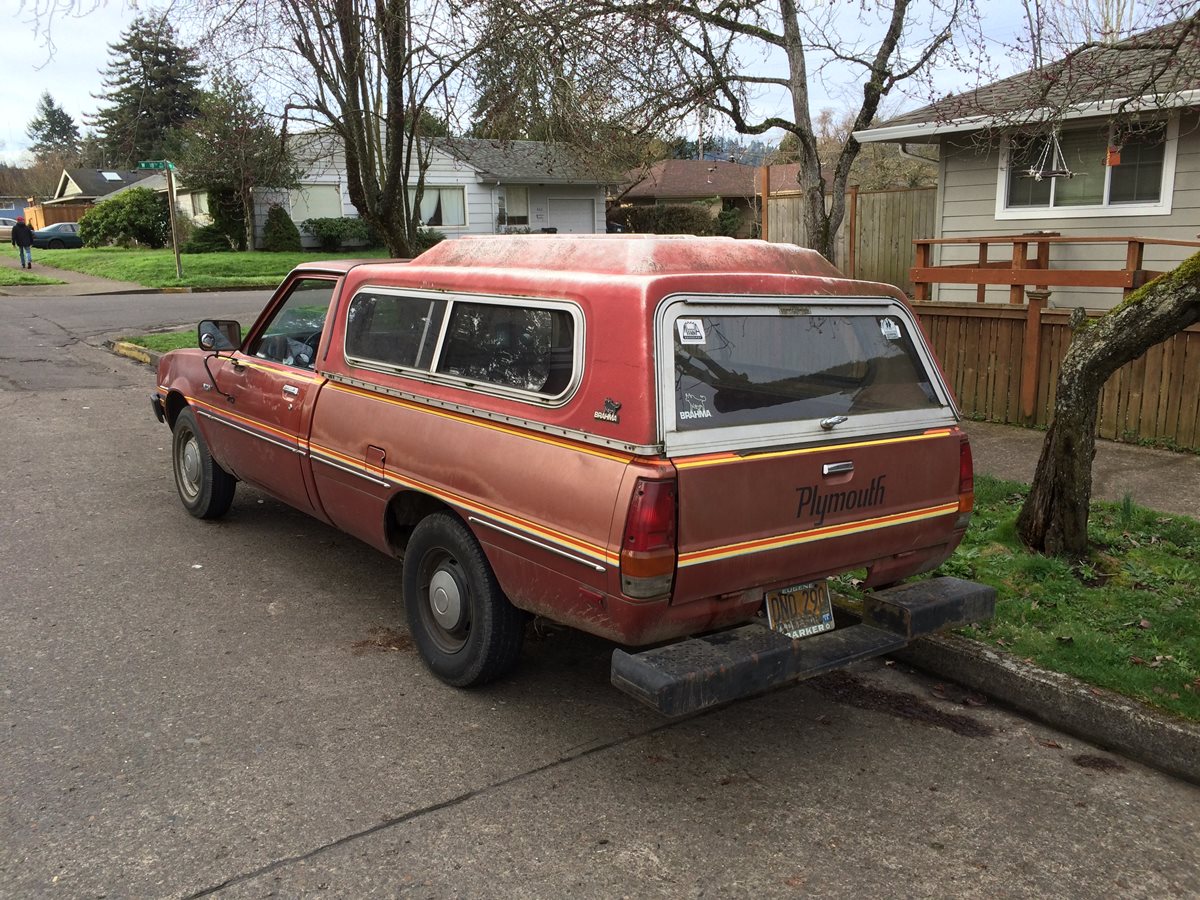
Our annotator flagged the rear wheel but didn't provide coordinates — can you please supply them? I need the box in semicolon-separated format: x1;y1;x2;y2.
403;513;526;686
172;407;236;519
49;238;64;249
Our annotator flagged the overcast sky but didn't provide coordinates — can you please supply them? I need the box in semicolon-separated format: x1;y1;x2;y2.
0;1;1033;167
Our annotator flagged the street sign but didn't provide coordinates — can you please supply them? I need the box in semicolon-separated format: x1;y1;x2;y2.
137;160;175;170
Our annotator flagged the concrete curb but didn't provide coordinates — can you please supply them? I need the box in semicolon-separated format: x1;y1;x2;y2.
894;633;1200;785
107;340;161;367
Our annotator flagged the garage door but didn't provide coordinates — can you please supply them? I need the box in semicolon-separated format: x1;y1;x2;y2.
548;198;596;234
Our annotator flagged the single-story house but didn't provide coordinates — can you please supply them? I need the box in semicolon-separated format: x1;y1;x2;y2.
618;160;803;235
241;133;612;248
854;19;1200;310
46;169;157;205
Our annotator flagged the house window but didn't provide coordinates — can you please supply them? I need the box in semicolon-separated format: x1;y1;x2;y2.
499;186;529;226
288;184;343;222
1001;121;1172;218
410;186;467;227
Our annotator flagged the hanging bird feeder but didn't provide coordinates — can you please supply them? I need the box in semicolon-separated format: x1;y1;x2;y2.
1022;130;1077;181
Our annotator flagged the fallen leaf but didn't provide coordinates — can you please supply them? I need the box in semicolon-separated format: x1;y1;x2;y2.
963;694;987;707
1129;656;1146;666
1153;687;1166;695
1037;738;1063;749
1056;635;1074;644
1170;693;1181;700
1138;619;1151;629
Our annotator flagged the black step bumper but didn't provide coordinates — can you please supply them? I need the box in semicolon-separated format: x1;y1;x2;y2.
611;576;995;716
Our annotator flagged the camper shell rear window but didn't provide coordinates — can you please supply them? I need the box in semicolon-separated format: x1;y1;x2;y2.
659;296;955;451
343;289;580;402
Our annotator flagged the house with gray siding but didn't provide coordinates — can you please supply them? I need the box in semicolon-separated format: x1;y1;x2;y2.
854;20;1200;310
250;133;610;248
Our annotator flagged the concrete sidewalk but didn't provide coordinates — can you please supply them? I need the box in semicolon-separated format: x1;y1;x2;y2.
0;252;152;296
965;419;1200;520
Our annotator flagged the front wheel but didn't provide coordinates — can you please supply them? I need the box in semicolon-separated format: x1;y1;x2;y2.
172;407;236;519
403;513;526;687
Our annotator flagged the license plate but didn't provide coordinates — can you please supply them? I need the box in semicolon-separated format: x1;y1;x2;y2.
765;580;835;639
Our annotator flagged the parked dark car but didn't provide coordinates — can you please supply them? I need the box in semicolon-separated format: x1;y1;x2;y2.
33;222;83;249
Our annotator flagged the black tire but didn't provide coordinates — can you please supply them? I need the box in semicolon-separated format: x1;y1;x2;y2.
49;239;64;249
403;513;526;687
171;407;236;519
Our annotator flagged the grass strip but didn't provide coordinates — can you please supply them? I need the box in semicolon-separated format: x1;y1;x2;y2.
0;267;65;286
939;475;1199;721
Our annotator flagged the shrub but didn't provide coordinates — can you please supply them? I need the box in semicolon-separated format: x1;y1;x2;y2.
182;224;234;254
614;203;716;236
262;204;302;252
78;187;170;248
716;206;744;238
300;216;371;251
412;227;446;255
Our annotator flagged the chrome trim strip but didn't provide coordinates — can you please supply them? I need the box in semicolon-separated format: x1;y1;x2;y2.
823;461;855;475
468;516;606;572
196;407;304;455
324;371;662;456
311;453;391;487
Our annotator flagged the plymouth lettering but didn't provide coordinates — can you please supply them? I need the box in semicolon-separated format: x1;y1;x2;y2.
795;475;887;525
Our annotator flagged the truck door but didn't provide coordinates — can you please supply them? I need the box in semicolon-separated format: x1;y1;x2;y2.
211;276;338;513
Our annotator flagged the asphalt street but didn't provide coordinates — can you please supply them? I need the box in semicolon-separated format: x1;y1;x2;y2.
1;292;1197;898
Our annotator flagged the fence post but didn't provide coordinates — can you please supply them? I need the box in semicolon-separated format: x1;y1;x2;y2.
759;166;770;242
1021;289;1049;420
847;184;858;278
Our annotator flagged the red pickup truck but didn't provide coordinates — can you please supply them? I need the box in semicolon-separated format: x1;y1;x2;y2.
152;235;993;715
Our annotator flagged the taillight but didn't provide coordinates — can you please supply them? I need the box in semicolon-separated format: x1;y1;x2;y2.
957;434;975;526
620;478;677;599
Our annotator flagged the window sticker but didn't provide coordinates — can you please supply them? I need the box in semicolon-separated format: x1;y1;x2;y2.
677;318;707;345
680;392;713;421
879;317;902;341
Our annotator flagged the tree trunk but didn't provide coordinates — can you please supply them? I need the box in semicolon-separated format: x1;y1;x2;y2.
1016;253;1200;555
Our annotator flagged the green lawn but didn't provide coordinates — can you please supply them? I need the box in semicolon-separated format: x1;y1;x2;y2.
938;475;1200;721
35;247;393;289
0;266;65;286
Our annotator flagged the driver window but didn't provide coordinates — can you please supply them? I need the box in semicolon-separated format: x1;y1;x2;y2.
249;278;337;370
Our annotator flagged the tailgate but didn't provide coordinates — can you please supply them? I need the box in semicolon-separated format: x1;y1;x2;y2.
655;294;965;602
672;429;963;601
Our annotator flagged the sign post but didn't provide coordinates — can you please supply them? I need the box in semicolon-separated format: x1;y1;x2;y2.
138;160;183;280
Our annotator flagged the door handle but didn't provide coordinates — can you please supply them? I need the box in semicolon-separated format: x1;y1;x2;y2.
282;384;300;397
822;461;854;476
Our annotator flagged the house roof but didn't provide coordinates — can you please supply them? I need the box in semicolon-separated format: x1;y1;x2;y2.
620;160;814;200
53;169;156;202
434;138;609;184
857;18;1200;143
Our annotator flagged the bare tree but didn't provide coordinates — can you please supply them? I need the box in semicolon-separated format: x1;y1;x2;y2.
180;0;491;257
1016;258;1200;555
553;0;986;260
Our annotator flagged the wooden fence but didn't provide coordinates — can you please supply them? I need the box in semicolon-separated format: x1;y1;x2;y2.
23;204;92;229
914;301;1200;451
766;186;936;292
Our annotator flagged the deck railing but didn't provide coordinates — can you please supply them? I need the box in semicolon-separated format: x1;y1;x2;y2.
911;234;1200;305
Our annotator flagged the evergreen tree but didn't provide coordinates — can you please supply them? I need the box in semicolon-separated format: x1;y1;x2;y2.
26;92;80;162
173;75;300;250
89;15;204;168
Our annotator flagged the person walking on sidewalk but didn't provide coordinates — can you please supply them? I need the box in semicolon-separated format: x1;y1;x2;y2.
11;216;34;269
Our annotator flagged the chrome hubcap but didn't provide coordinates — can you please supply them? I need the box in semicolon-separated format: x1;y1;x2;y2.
428;567;464;630
180;436;201;498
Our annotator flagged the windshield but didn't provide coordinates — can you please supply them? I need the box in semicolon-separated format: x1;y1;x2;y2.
672;312;940;431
